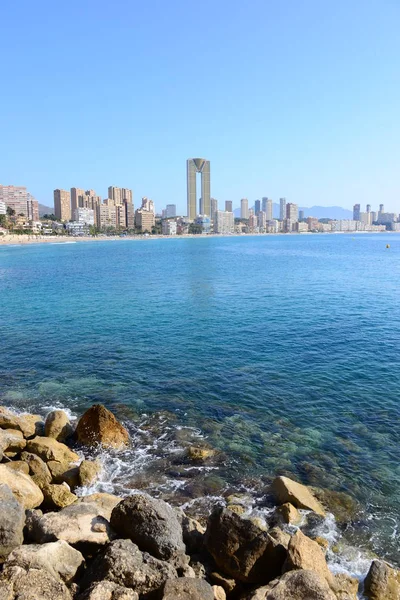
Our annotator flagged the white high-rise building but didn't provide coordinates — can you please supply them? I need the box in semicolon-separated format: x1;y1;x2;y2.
73;208;95;225
258;211;266;231
214;211;234;234
241;198;249;219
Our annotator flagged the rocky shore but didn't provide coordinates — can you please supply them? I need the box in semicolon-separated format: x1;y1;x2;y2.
0;403;397;600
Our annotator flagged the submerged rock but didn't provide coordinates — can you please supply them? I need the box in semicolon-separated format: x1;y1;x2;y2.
271;476;325;516
161;577;214;599
0;484;25;561
75;404;130;449
110;493;186;561
364;560;400;600
45;410;74;443
205;507;287;584
0;464;43;509
242;569;337;599
0;565;72;600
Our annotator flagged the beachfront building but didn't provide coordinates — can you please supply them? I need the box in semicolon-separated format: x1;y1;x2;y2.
54;189;71;221
241;198;249;219
162;220;177;235
214;210;234;234
73;208;94;225
279;198;286;220
135;197;155;232
258;211;266;232
0;201;6;215
0;185;39;221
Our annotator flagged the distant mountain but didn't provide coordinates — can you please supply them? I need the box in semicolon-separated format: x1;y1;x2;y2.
234;204;352;220
39;203;53;216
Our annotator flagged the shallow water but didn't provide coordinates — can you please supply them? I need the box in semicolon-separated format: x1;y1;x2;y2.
1;234;400;572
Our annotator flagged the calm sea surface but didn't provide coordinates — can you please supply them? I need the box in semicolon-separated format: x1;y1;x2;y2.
1;234;400;569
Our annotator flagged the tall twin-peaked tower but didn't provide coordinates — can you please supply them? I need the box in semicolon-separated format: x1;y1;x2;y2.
187;158;210;219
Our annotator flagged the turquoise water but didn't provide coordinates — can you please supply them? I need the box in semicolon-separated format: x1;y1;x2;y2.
1;234;400;566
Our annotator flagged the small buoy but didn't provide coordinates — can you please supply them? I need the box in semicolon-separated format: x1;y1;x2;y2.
386;244;390;248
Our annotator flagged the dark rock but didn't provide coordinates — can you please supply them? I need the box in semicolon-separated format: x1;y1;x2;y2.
161;577;214;599
205;507;287;584
0;484;25;561
182;514;206;554
75;404;130;449
110;493;186;561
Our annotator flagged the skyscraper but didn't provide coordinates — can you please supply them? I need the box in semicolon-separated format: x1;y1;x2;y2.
187;158;210;219
165;204;176;218
225;201;233;212
54;189;71;221
71;188;85;214
353;204;361;221
366;204;371;213
279;198;286;220
255;200;261;214
211;198;218;222
286;203;299;222
241;198;249;219
265;199;273;221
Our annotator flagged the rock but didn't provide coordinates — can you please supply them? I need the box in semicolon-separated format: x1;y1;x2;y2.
78;460;102;487
314;537;329;550
275;502;302;525
213;585;227;600
48;461;80;488
4;461;29;475
78;582;138;600
0;464;43;509
26;501;116;546
20;451;52;488
45;410;74;443
0;565;72;599
1;429;26;454
81;539;177;597
283;530;334;586
210;572;237;594
182;514;206;554
76;493;121;520
227;504;246;515
5;540;84;584
205;507;287;584
162;577;214;599
187;446;216;461
312;487;359;524
364;560;400;600
26;436;79;465
75;404;130;449
110;493;186;561
0;484;25;561
42;483;77;509
333;573;359;599
0;407;43;439
271;476;326;516
268;527;291;549
243;569;337;599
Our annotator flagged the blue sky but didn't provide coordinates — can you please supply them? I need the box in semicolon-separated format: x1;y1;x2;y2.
1;0;399;214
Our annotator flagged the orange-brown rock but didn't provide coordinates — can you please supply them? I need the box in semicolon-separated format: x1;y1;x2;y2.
75;405;129;449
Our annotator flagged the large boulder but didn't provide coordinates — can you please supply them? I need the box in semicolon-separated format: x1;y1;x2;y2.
45;410;74;443
20;451;52;488
81;539;177;597
78;582;138;600
271;477;325;516
0;484;25;561
4;461;29;475
47;461;80;488
161;577;214;599
26;436;79;465
204;507;287;584
0;407;43;439
110;493;186;561
78;460;102;487
26;501;116;546
283;530;334;586
76;493;121;520
333;573;359;599
364;560;400;600
5;540;84;584
42;483;77;509
0;464;43;509
75;404;130;449
243;569;337;599
1;428;26;455
0;565;72;600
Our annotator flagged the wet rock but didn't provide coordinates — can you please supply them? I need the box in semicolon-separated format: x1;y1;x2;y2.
42;483;77;509
26;436;79;465
312;487;359;524
78;581;138;600
161;577;214;599
75;493;121;520
182;514;206;554
274;502;301;525
26;501;116;546
0;484;25;561
364;560;400;600
227;503;246;515
75;404;130;449
314;536;329;550
333;573;359;599
0;464;43;509
187;446;216;461
283;530;334;586
4;460;29;475
48;461;80;488
271;476;325;516
205;507;287;584
45;410;74;443
0;407;43;439
81;539;177;597
242;569;337;599
20;451;52;488
110;493;186;561
78;460;102;487
5;540;84;584
0;565;72;600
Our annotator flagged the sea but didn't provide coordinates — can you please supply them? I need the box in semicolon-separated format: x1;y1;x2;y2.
1;233;400;582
